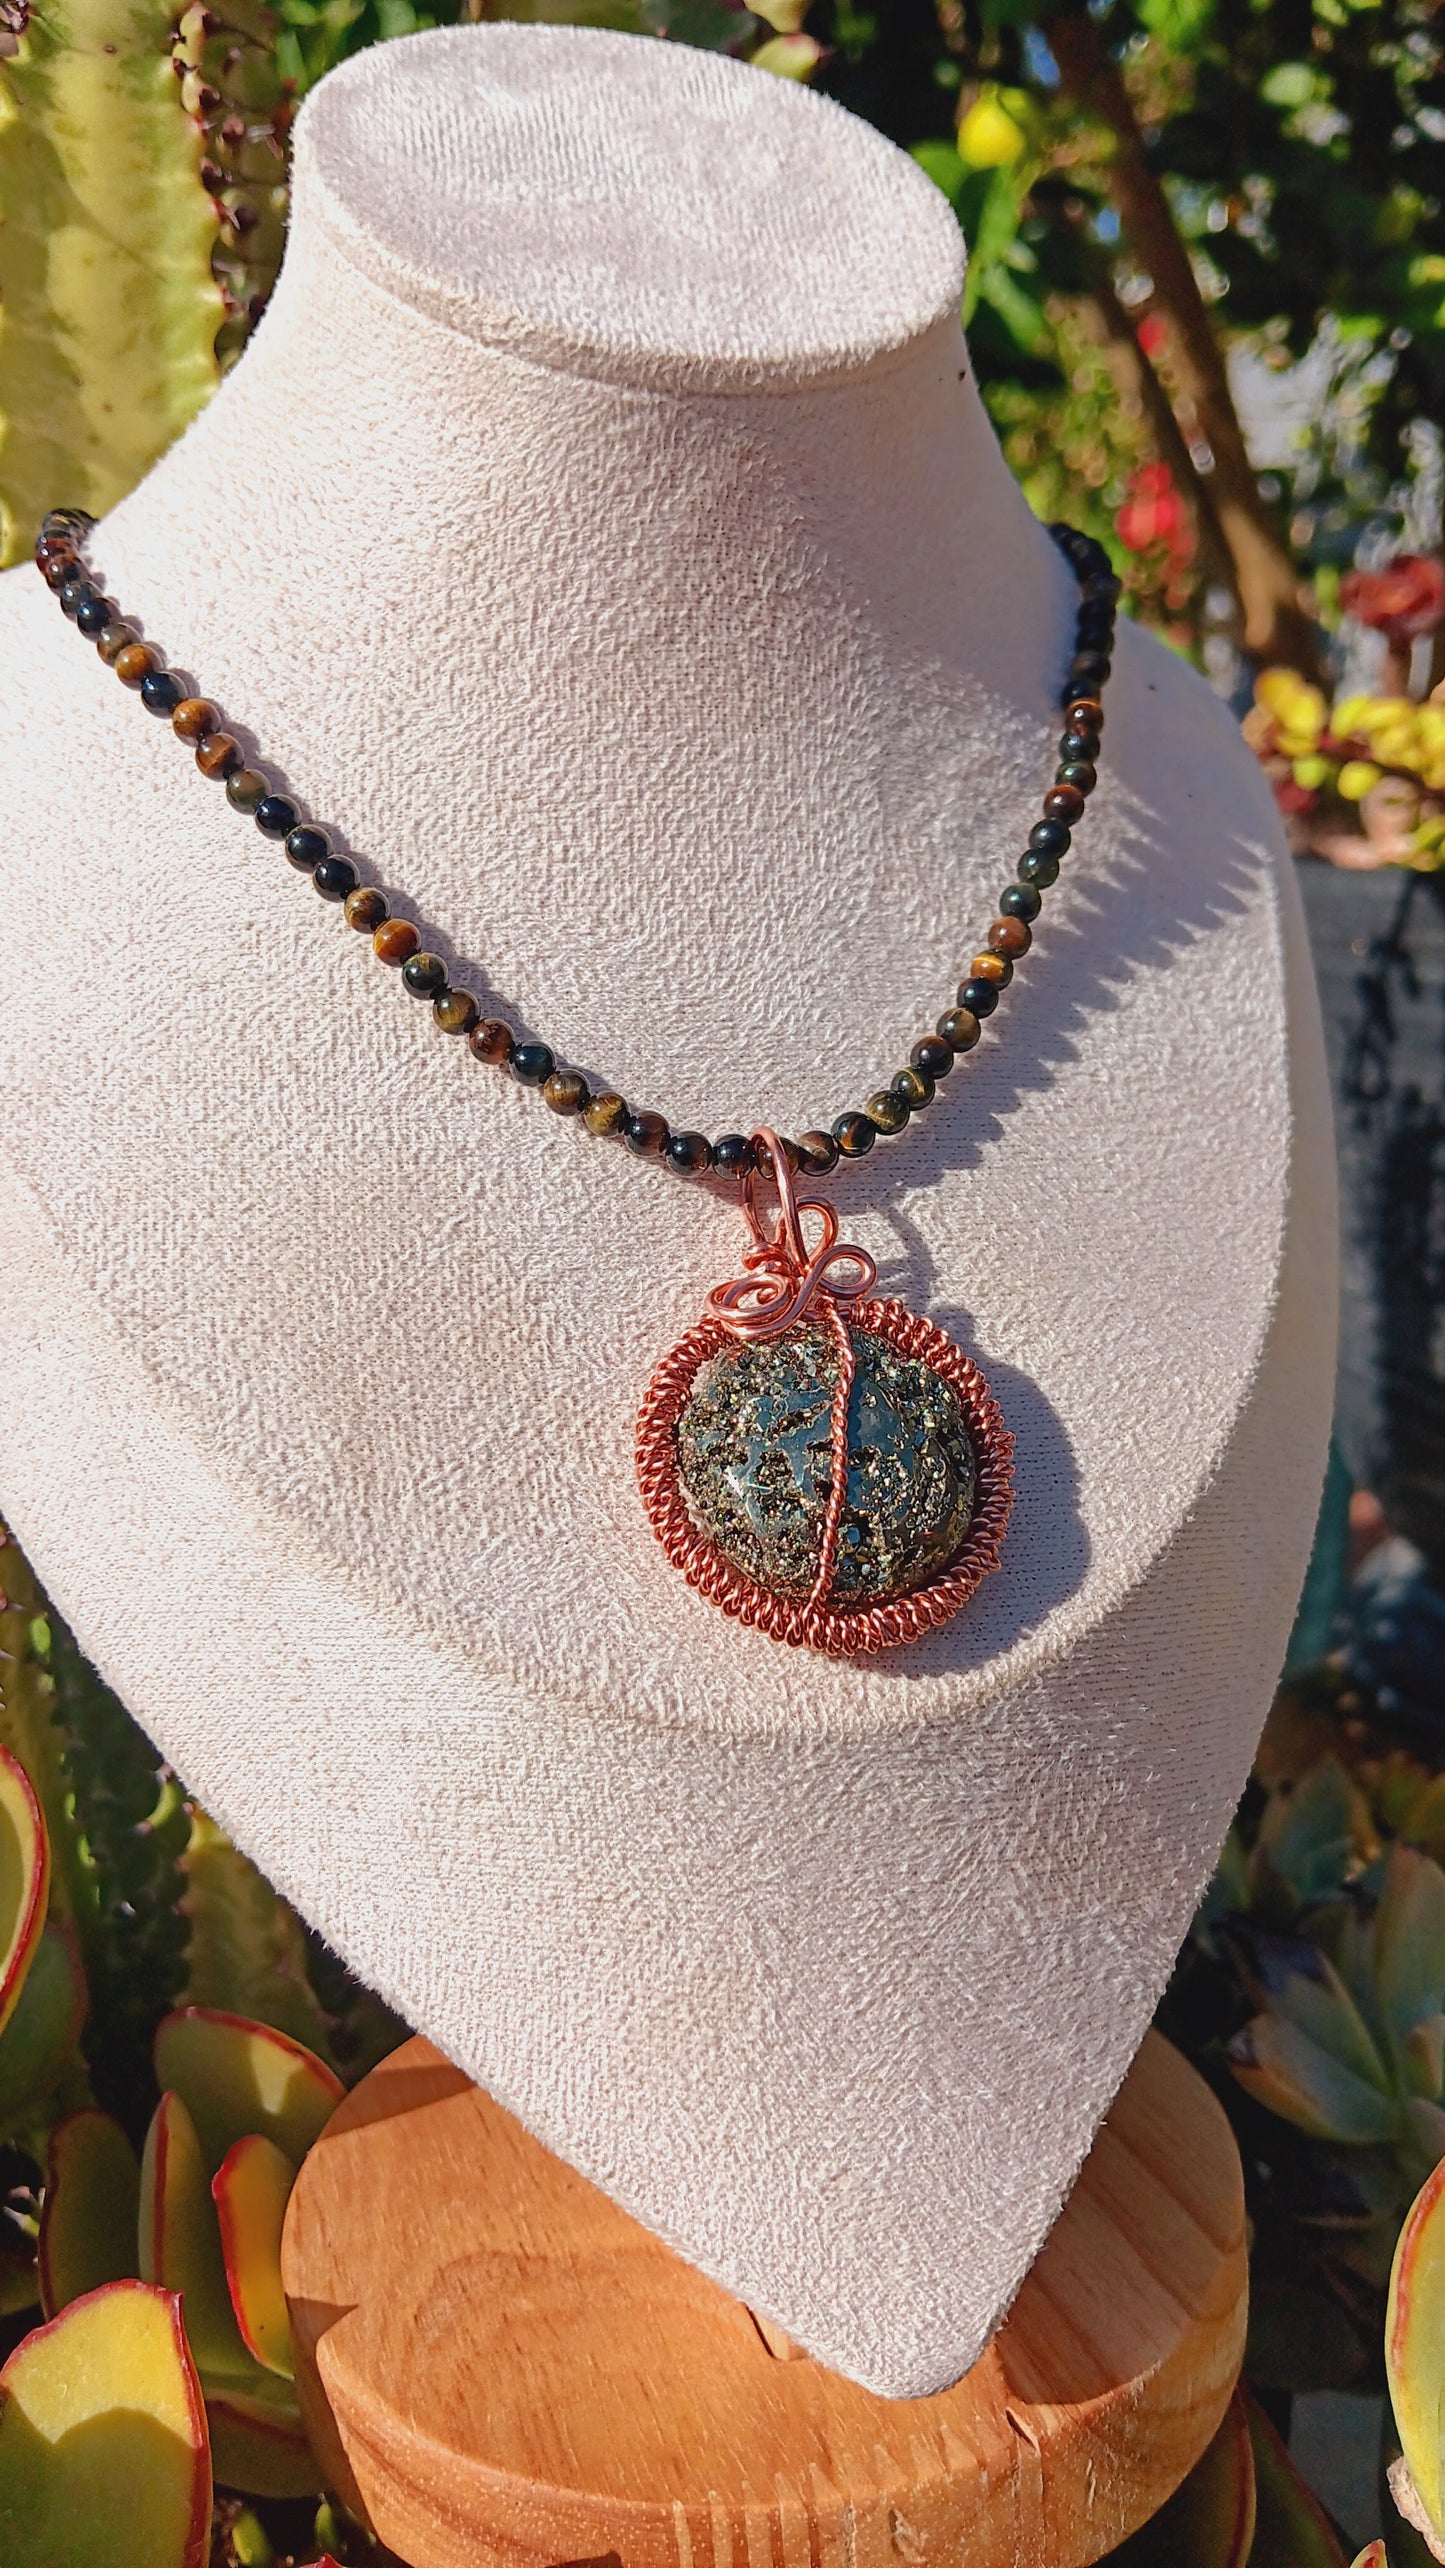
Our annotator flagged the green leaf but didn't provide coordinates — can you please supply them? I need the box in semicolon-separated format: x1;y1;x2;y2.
1375;1850;1445;2065
180;1814;336;2068
0;1927;88;2140
1228;2014;1400;2142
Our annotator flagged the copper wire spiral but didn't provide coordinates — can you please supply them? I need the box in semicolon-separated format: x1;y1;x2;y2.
635;1295;1015;1658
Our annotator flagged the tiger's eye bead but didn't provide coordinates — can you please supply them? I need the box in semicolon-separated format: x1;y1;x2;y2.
313;856;358;902
1067;652;1110;697
1043;783;1085;824
194;733;240;780
344;887;388;932
1059;730;1099;764
96;623;136;664
373;918;419;965
833;1112;875;1158
1057;761;1097;796
544;1069;589;1115
959;977;1000;1019
140;670;183;716
226;768;268;812
42;555;75;592
59;577;94;618
434;988;479;1034
470;1020;514;1067
938;1006;981;1053
1065;697;1104;734
893;1066;933;1109
989;916;1031;959
255;794;299;839
114;642;158;687
796;1129;838;1175
75;594;113;637
866;1090;909;1134
712;1132;756;1177
666;1130;713;1173
970;952;1012;987
911;1035;953;1082
1019;850;1060;889
1000;881;1041;923
625;1110;669;1158
284;825;329;870
172;697;218;743
583;1088;629;1136
511;1041;556;1085
754;1135;802;1177
402;953;448;1001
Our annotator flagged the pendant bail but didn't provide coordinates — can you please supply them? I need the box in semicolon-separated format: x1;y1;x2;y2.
706;1128;877;1343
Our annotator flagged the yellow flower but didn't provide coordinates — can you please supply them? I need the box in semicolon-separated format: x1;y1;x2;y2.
1338;761;1383;801
957;92;1028;167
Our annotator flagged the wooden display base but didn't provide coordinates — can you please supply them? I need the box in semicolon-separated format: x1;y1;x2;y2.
283;2030;1246;2568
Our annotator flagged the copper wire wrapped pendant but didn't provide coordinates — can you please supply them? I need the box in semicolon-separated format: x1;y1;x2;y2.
636;1133;1014;1655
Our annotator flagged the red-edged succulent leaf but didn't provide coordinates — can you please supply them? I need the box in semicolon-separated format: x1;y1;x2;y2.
153;2008;342;2176
0;1742;48;2040
1390;2151;1445;2552
0;1921;87;2128
140;2089;254;2385
1243;2386;1349;2564
212;2132;295;2377
0;2279;212;2567
38;2109;141;2316
206;2376;321;2498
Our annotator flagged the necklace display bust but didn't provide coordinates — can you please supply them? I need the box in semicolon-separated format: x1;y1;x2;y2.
0;21;1334;2395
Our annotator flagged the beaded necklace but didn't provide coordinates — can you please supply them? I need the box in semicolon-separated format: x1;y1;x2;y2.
37;508;1115;1656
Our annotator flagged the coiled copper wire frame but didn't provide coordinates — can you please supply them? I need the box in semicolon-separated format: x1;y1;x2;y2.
635;1297;1015;1656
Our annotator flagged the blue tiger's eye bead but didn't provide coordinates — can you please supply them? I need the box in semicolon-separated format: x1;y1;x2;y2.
712;1134;756;1178
833;1112;875;1158
958;977;1000;1019
313;856;358;902
254;794;299;839
402;953;449;1001
140;670;183;716
666;1131;713;1174
1000;882;1042;922
75;594;113;637
285;825;330;871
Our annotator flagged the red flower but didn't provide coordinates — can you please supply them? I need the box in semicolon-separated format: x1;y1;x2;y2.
1341;554;1445;644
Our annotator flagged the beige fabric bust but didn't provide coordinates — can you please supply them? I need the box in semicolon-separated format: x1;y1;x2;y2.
0;23;1335;2395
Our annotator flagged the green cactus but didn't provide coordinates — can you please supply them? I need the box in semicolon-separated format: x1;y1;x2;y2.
0;0;225;563
180;1809;337;2067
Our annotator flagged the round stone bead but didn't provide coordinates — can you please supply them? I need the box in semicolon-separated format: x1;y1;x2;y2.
511;1041;556;1085
755;1136;801;1178
911;1035;953;1083
544;1069;589;1115
42;556;75;592
75;594;113;638
96;624;138;665
114;642;157;688
1058;730;1100;765
313;857;357;902
284;825;329;871
1043;783;1085;824
1066;697;1104;734
139;670;183;716
470;1020;514;1068
1068;651;1111;696
225;768;268;813
172;698;218;743
58;577;93;618
1075;606;1114;649
666;1131;713;1174
969;952;1012;988
676;1324;976;1607
344;887;388;932
938;1007;981;1053
1000;881;1041;923
893;1066;933;1109
959;977;1000;1019
1030;818;1071;855
1019;849;1059;889
1057;760;1097;796
866;1089;909;1135
373;918;419;965
583;1089;629;1137
712;1133;756;1177
833;1112;875;1158
625;1110;669;1158
195;733;240;780
403;953;449;1001
434;989;479;1034
989;916;1031;959
254;794;299;839
796;1130;839;1175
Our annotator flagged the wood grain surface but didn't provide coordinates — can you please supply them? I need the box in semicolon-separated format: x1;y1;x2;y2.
283;2031;1246;2568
